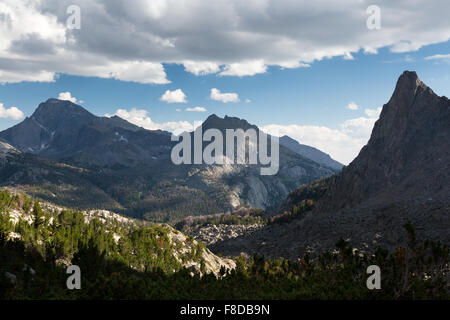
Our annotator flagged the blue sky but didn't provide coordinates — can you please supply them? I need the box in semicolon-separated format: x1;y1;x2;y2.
1;0;450;164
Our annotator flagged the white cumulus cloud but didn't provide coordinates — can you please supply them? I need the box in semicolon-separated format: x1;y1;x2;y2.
0;102;24;120
183;61;220;75
340;117;377;139
262;123;365;165
261;109;383;165
57;92;78;103
160;89;187;103
347;102;359;110
210;88;239;103
364;107;382;118
219;60;267;77
186;106;207;112
107;61;170;84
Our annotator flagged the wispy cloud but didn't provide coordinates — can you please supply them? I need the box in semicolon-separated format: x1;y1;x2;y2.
347;102;359;110
186;106;207;112
425;54;450;62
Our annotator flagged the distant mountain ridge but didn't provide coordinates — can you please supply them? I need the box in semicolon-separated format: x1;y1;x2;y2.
0;100;335;221
0;98;172;167
279;135;343;171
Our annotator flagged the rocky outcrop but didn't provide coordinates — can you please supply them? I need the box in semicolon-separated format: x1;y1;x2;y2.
187;223;263;246
1;190;235;277
167;227;236;276
0;141;20;162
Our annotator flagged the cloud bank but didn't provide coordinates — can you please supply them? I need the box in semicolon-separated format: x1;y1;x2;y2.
1;0;449;83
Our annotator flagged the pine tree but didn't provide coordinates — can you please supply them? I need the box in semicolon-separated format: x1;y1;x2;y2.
32;201;45;241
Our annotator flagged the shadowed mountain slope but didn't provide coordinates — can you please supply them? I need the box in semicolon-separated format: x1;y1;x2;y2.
211;71;450;259
279;135;343;171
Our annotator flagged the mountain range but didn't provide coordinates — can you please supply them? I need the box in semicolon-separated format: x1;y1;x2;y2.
0;100;340;222
1;70;447;262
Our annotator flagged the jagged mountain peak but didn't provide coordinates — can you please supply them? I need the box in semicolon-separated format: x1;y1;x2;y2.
369;71;442;145
0;98;155;159
385;71;432;116
32;98;94;121
204;113;220;121
202;114;257;132
393;70;428;94
320;70;450;210
397;70;420;85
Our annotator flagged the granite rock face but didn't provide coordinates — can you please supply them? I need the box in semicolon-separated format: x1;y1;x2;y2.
318;71;450;212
